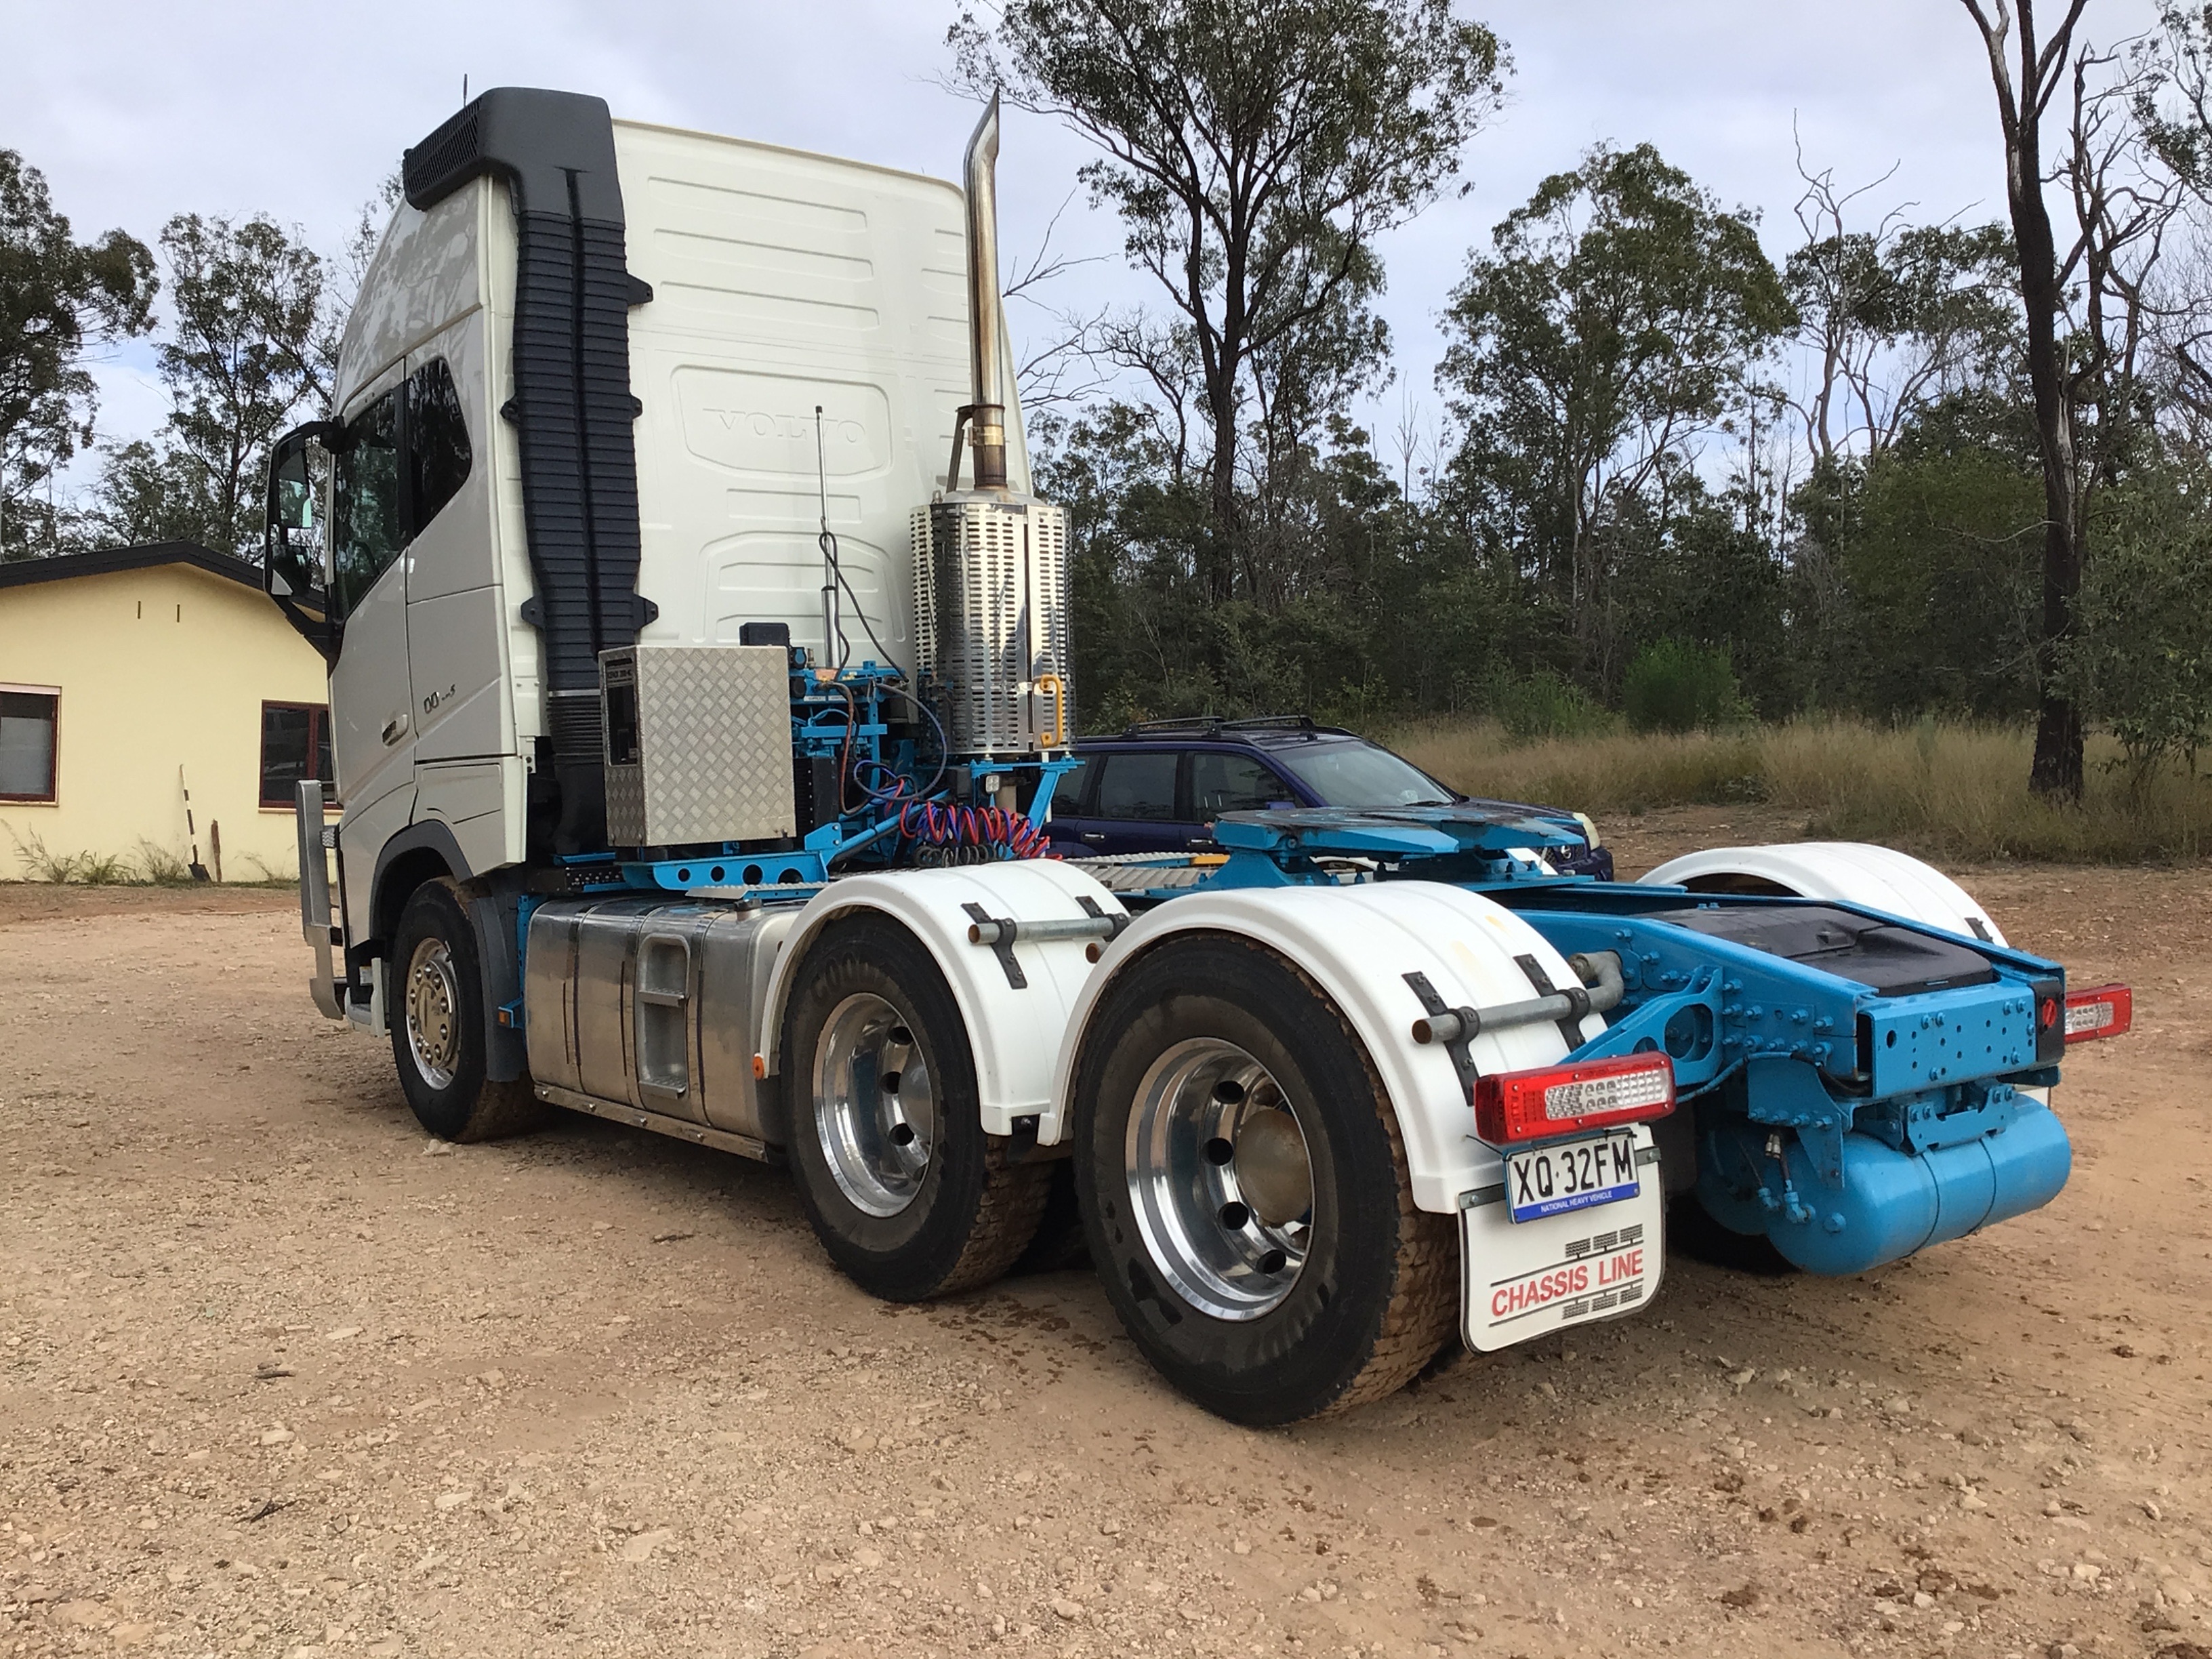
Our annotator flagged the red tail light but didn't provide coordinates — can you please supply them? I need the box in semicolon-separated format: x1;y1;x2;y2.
1473;1052;1676;1145
2063;984;2132;1043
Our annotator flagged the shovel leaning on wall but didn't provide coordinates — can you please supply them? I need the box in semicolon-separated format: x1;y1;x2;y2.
180;766;211;882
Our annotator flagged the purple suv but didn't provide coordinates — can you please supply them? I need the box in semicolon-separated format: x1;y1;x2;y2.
1044;716;1614;880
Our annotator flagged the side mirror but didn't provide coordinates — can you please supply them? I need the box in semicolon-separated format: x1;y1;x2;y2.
264;422;343;662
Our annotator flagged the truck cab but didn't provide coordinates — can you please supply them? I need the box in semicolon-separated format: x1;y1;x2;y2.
268;91;1039;1000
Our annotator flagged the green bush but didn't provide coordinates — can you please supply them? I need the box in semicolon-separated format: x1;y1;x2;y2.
2062;462;2212;781
1489;671;1615;744
1623;640;1748;734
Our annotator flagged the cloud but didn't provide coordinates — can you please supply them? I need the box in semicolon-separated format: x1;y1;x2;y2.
4;0;2165;459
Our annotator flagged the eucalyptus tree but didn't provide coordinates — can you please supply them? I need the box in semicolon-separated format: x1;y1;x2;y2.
951;0;1504;601
90;212;333;556
1957;0;2184;798
0;150;156;558
1437;144;1795;675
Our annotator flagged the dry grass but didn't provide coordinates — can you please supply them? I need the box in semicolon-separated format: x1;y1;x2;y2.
1391;716;2212;864
1;829;255;886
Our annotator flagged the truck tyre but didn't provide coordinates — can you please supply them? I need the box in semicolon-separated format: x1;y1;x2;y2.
1070;933;1457;1425
781;914;1050;1300
388;878;544;1143
1010;1162;1090;1277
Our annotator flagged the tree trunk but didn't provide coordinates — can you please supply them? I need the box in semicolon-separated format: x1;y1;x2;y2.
2013;173;2087;801
1206;378;1240;604
1974;0;2088;800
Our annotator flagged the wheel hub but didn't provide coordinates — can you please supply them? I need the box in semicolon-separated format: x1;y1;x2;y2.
1229;1108;1312;1227
1126;1038;1315;1320
404;937;462;1090
813;992;937;1217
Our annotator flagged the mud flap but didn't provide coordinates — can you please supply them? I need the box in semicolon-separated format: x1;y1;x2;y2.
465;886;527;1084
1460;1128;1667;1352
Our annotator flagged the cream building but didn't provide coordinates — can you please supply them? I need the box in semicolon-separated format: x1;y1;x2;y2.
0;543;335;882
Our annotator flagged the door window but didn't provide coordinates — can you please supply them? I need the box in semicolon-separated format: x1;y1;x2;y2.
405;358;472;537
1053;753;1096;815
331;388;403;618
1092;752;1181;821
1191;751;1286;817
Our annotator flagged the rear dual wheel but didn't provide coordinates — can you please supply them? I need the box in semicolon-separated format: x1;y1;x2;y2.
1071;934;1457;1425
781;916;1051;1300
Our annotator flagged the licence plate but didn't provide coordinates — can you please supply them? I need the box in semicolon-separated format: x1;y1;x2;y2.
1506;1129;1640;1223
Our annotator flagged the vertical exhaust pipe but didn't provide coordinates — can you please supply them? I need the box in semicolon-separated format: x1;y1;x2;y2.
927;89;1071;758
963;94;1007;493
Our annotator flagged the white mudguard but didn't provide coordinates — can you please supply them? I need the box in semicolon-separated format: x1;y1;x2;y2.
1640;841;2007;945
1044;882;1599;1210
758;861;1128;1136
1044;881;1666;1349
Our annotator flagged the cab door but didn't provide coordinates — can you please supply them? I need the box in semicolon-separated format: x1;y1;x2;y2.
326;369;414;832
401;335;505;767
401;332;518;876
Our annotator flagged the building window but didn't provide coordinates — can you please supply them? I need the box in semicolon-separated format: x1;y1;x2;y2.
260;702;333;808
0;689;58;802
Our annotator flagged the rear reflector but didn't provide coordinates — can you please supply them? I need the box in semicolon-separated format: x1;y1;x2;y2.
2063;984;2132;1043
1473;1052;1676;1145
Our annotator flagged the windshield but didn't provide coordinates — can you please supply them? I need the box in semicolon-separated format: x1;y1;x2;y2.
1271;740;1454;808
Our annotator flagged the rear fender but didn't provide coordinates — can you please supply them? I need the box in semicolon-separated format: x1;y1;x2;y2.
1044;882;1605;1214
1639;842;2007;947
758;861;1126;1136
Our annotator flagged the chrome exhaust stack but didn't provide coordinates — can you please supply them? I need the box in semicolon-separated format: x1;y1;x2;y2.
962;94;1008;493
912;91;1074;762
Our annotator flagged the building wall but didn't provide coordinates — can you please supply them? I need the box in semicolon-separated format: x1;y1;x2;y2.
0;564;333;881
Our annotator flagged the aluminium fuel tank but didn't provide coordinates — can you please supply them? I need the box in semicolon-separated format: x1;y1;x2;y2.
525;895;799;1145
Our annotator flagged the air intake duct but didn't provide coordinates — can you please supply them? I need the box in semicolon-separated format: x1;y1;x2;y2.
404;87;657;853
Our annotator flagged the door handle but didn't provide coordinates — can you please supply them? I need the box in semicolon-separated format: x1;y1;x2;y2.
380;713;410;746
1081;832;1106;844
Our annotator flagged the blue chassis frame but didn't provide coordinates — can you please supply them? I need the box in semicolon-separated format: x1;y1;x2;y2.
1177;808;2068;1271
514;686;2073;1275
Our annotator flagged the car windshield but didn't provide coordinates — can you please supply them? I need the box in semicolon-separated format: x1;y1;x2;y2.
1271;740;1454;808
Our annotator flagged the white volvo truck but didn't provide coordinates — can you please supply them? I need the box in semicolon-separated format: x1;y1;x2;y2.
265;88;2122;1425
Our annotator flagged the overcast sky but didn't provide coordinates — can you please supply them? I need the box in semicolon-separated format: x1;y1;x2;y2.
2;0;2167;483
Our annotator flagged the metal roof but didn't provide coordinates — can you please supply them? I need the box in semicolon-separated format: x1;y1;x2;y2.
0;542;259;593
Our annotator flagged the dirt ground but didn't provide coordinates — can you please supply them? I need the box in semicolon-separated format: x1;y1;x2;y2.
2;811;2207;1659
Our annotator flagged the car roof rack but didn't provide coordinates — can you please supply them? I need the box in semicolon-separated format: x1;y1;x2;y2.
1118;714;1332;739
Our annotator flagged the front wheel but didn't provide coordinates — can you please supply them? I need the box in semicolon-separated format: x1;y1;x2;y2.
1071;934;1457;1425
388;878;542;1142
781;915;1050;1300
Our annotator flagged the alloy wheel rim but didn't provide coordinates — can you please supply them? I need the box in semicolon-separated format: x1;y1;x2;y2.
404;937;462;1090
1126;1037;1315;1320
813;992;937;1217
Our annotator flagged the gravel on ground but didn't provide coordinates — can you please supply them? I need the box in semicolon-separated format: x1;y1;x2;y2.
2;817;2206;1659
